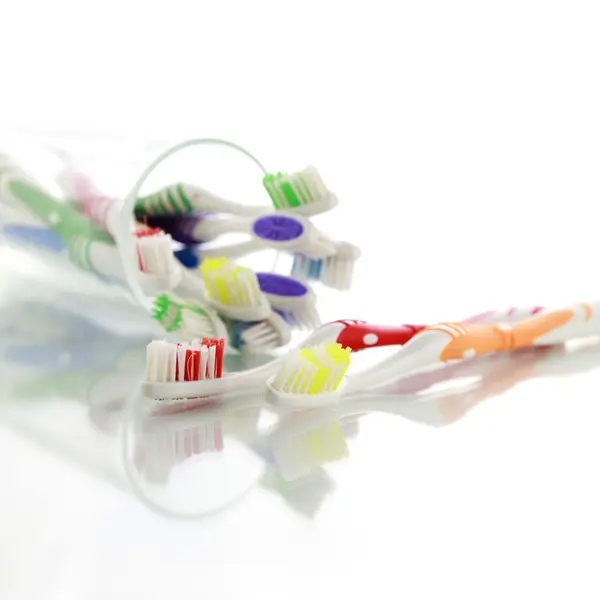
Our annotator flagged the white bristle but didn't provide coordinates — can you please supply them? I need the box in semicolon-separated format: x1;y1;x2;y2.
145;339;221;384
265;166;337;216
270;343;350;395
291;242;359;291
177;344;187;381
243;322;278;347
271;349;308;392
201;259;271;322
298;165;329;203
279;302;321;330
146;340;177;382
137;232;176;276
178;306;220;341
240;312;292;352
321;256;354;291
204;261;263;308
198;343;208;378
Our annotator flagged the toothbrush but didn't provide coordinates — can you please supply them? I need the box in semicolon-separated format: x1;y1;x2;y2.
137;338;600;486
268;301;600;406
142;305;543;399
143;212;340;260
56;159;118;233
291;242;361;291
269;336;600;479
1;156;226;341
134;165;337;219
256;273;321;330
199;257;271;321
0;156;182;292
225;312;292;353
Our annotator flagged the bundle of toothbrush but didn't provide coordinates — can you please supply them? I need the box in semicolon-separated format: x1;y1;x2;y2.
61;157;360;353
0;142;361;355
143;302;600;407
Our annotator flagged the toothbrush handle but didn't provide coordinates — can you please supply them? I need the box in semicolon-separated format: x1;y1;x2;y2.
335;321;427;351
436;303;600;361
462;305;544;324
58;165;115;232
332;306;546;353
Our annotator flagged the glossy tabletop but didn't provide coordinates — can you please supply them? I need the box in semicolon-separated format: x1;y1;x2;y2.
2;241;600;600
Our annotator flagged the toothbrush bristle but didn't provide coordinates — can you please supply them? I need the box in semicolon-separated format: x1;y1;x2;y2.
276;303;321;331
200;257;264;309
151;294;221;339
255;272;321;331
271;342;351;395
145;338;225;384
291;243;359;291
263;166;333;212
136;230;176;276
239;313;292;352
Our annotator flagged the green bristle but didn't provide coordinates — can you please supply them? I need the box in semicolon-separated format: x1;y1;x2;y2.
151;294;208;333
152;294;182;332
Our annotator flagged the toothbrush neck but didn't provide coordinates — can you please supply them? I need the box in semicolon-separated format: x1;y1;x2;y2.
334;321;426;351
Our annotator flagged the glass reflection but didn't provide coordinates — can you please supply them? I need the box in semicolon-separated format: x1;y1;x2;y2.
124;338;600;518
3;290;600;521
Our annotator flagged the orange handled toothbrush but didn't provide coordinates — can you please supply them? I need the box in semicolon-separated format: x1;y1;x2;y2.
267;302;600;407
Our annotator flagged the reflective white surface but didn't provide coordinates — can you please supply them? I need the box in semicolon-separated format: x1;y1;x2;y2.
3;243;600;600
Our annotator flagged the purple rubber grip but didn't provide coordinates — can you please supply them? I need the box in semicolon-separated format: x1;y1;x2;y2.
256;273;308;297
144;213;208;245
252;215;304;242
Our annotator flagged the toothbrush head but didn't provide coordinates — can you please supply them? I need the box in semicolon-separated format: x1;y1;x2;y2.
145;338;224;386
238;312;292;353
151;294;227;341
199;257;271;322
291;242;360;291
226;311;292;353
267;342;351;408
135;229;176;277
251;213;337;257
256;273;321;330
262;166;338;217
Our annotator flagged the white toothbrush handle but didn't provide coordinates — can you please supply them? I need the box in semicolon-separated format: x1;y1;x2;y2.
193;216;252;240
345;329;453;394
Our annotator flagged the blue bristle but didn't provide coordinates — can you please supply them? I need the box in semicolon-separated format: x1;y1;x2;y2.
174;247;200;269
226;320;256;349
292;254;323;281
309;258;323;280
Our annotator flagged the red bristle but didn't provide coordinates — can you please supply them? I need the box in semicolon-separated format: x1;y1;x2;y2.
185;348;200;381
174;343;182;380
135;226;162;238
216;339;224;377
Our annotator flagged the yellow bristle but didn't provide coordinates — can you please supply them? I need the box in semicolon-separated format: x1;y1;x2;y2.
273;342;351;395
199;257;260;307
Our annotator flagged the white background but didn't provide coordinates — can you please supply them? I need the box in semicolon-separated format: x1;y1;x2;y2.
2;1;600;598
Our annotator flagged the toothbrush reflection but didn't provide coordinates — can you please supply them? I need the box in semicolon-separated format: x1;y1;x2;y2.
126;337;600;519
